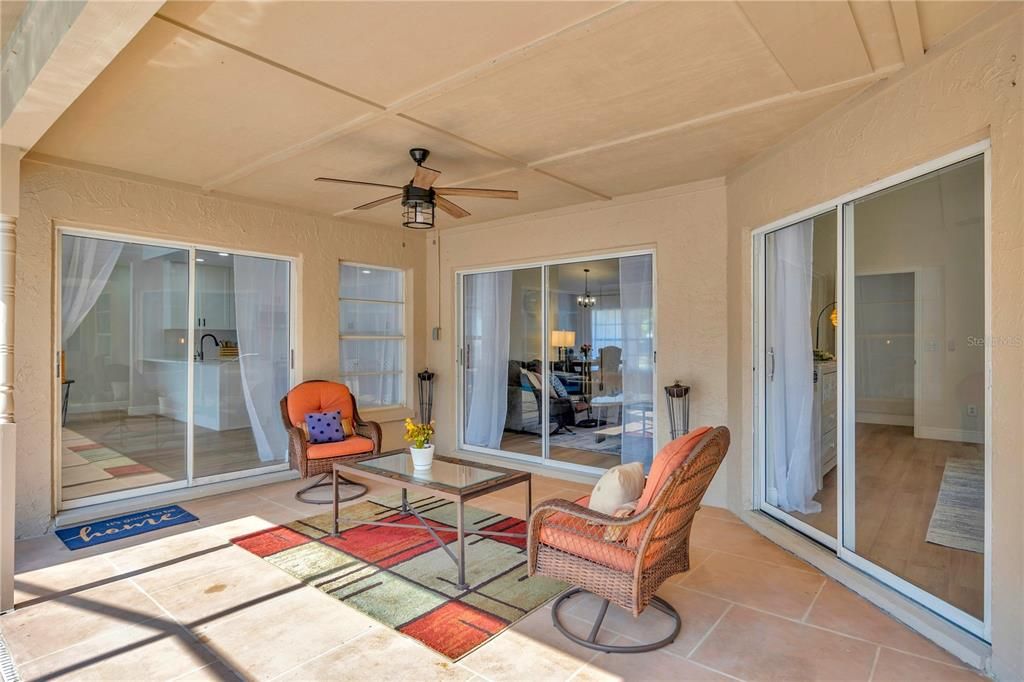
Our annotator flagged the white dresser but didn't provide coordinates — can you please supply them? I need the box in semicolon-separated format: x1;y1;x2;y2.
813;360;838;487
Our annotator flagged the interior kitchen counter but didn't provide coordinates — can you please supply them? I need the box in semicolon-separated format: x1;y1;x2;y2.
141;357;250;431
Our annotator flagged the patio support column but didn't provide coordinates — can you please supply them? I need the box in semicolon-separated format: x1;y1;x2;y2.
0;144;18;613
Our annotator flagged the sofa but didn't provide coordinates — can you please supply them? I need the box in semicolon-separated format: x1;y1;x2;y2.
505;360;577;435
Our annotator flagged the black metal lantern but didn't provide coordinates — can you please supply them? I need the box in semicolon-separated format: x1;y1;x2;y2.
402;185;435;229
664;381;690;440
417;368;436;424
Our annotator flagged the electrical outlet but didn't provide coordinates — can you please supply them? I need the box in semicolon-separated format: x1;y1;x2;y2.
967;404;978;417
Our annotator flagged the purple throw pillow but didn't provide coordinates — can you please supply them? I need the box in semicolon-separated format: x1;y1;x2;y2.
304;410;345;444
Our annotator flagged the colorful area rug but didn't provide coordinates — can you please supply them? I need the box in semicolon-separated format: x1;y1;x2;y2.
231;494;567;659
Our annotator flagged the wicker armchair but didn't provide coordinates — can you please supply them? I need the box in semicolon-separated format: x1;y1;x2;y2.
280;380;382;504
528;426;730;653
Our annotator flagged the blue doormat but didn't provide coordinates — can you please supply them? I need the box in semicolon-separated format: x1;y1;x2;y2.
56;505;198;551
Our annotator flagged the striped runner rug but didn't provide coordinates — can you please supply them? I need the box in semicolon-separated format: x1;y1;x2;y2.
231;493;566;660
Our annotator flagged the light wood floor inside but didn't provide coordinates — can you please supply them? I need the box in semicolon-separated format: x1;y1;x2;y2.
791;423;983;619
499;429;622;469
62;411;280;502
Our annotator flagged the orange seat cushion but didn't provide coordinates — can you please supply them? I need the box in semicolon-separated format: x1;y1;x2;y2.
538;495;636;573
286;382;355;427
634;427;712;514
306;436;375;460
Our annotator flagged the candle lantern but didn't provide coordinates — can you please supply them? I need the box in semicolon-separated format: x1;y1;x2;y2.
417;368;436;424
664;381;691;440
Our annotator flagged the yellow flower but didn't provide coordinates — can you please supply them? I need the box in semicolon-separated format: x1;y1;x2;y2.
402;419;435;448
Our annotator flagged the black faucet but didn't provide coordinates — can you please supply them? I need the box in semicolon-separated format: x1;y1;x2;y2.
198;333;220;362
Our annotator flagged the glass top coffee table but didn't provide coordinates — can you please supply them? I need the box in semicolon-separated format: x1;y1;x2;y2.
332;452;532;590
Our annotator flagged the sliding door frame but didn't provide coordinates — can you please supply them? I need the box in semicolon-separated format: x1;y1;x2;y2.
752;208;842;552
54;224;297;511
456;248;657;476
751;140;992;640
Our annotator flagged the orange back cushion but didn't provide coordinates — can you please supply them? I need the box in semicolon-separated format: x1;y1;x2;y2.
286;382;355;427
634;427;712;514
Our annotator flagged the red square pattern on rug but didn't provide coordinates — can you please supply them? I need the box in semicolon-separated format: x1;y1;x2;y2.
479;517;527;549
322;512;458;569
233;525;311;557
399;600;507;659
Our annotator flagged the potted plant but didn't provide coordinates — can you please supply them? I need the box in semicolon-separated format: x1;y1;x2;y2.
404;418;435;470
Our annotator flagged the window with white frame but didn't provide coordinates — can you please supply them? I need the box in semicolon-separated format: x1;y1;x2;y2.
339;263;406;408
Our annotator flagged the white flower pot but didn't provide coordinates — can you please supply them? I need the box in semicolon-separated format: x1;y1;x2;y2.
410;444;435;470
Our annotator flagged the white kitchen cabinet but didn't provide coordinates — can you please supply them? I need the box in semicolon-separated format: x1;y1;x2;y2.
162;261;188;329
196;263;235;330
160;261;236;330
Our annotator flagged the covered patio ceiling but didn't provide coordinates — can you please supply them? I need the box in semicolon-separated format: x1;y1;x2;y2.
28;1;992;229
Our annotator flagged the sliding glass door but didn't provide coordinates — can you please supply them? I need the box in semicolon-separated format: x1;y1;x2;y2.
462;267;544;458
842;155;986;626
459;253;655;473
193;251;291;480
60;236;191;503
754;148;988;638
761;210;838;545
59;232;293;509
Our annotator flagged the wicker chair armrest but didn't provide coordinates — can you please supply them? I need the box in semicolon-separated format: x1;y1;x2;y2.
354;419;382;453
283;422;308;471
529;497;648;547
528;494;671;550
530;498;621;525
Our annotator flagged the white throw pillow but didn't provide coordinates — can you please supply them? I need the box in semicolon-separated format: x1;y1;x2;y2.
588;462;645;515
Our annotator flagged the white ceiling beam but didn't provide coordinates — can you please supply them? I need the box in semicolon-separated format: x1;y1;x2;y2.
526;65;899;170
737;1;873;91
891;0;925;65
0;0;160;151
187;3;651;195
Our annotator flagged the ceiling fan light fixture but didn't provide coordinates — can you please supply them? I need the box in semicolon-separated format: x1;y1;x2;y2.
317;147;517;228
403;202;434;229
402;184;435;229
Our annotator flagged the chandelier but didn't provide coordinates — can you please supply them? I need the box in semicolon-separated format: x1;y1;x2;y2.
577;268;597;308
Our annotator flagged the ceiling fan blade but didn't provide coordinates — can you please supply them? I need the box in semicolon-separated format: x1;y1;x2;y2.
353;194;402;210
315;177;403;190
435;187;519;200
412;166;441;190
435;195;470;219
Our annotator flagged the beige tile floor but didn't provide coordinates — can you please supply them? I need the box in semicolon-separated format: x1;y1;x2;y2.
2;473;984;681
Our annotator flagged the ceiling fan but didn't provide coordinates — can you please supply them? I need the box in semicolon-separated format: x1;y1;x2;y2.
315;148;519;229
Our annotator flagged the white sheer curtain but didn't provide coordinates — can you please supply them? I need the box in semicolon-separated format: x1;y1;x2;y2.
464;271;513;448
619;255;655;470
233;255;290;462
768;220;820;513
61;235;123;342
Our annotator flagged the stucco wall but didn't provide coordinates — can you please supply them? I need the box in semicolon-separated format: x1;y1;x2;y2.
16;160;426;538
726;8;1022;678
425;181;731;506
